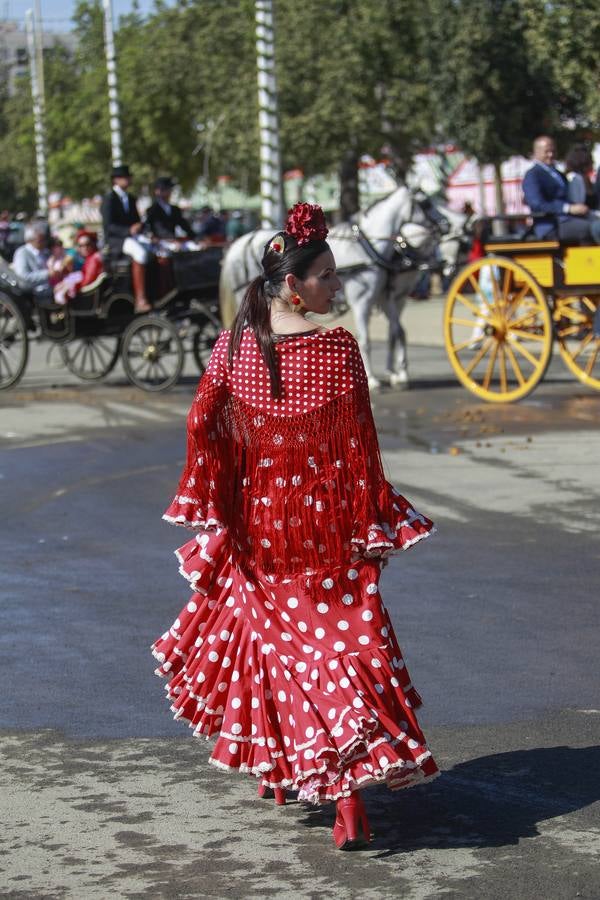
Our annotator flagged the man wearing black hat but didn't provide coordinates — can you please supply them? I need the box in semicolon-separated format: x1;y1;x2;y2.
101;164;151;313
145;177;195;242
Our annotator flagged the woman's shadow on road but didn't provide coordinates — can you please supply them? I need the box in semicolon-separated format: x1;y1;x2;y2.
299;745;600;855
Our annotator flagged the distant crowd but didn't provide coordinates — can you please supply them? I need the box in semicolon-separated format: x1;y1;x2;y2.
1;165;253;312
3;140;600;309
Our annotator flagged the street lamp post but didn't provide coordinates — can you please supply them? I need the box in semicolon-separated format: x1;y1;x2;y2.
255;0;283;229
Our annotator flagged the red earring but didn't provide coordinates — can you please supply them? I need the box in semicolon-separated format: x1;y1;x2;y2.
290;292;304;309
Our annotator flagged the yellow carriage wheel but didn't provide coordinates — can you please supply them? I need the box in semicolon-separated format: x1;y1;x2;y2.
554;295;600;391
444;257;553;403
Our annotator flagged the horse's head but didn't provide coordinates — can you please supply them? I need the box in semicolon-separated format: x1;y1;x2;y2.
357;185;415;256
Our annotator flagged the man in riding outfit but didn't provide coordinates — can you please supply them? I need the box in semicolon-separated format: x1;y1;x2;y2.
523;136;600;244
101;164;152;313
144;176;196;245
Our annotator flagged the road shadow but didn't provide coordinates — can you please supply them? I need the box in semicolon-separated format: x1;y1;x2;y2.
297;745;600;856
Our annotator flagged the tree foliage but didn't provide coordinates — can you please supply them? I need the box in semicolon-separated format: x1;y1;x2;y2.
0;0;598;214
426;0;554;165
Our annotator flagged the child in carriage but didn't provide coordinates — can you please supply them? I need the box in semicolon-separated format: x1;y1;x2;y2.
53;231;104;305
47;237;73;288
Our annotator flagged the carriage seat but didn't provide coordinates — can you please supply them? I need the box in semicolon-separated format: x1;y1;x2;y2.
80;271;109;294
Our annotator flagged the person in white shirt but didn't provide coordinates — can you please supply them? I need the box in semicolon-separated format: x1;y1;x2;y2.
11;222;51;289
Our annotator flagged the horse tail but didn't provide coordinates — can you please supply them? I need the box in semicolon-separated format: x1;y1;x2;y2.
219;231;264;328
219;246;238;328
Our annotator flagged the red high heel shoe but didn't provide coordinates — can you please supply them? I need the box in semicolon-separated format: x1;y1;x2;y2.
257;782;287;805
332;793;371;850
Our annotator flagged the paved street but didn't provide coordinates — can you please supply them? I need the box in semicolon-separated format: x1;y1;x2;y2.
1;305;599;899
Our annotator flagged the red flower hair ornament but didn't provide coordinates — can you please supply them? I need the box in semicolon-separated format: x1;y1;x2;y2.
284;202;328;246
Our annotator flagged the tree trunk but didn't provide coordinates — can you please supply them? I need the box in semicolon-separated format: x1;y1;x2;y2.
493;161;505;215
340;151;360;219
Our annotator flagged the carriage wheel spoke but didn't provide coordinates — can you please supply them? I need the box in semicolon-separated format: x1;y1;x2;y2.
468;274;495;309
509;328;546;342
557;324;585;339
96;338;113;362
504;342;526;386
489;268;500;303
571;331;594;361
464;338;493;377
581;296;598;313
584;341;600;375
155;359;169;380
555;302;587;323
452;336;483;353
501;267;512;307
510;337;541;367
89;342;103;372
504;283;530;320
508;309;539;329
498;345;508;392
71;341;86;366
456;291;490;319
449;315;486;328
481;341;499;390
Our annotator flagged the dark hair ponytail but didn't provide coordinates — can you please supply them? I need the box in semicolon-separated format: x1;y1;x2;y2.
228;274;282;398
227;229;330;400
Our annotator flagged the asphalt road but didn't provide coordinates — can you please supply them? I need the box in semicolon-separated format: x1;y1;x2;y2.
1;335;599;900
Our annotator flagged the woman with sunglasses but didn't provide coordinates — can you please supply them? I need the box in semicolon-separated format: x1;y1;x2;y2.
54;231;104;305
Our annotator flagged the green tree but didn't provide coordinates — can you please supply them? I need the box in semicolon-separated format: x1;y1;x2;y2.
427;0;553;211
116;0;259;192
522;0;600;132
0;60;37;213
276;0;434;214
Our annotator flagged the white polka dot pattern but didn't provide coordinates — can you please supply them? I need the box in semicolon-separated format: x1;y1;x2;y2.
162;328;435;577
154;327;439;803
152;528;439;803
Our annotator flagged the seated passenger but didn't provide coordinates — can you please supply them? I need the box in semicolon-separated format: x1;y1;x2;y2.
523;135;600;244
11;222;51;289
565;144;599;214
47;237;73;286
144;176;197;247
53;231;104;306
192;206;226;244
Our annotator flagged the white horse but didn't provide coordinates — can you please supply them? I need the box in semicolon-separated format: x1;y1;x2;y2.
219;186;467;389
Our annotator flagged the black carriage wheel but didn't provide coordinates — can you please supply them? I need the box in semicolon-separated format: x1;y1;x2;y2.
121;315;184;391
191;308;221;373
59;335;121;381
0;294;29;389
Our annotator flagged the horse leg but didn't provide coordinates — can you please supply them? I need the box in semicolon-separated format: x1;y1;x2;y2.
385;292;409;389
353;293;381;390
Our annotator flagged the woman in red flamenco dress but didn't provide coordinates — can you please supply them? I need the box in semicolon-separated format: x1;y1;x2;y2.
152;203;439;849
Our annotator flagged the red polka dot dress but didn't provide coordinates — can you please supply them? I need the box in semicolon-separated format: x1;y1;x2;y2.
152;326;439;802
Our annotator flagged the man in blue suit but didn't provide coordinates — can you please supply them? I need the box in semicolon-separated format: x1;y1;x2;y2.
523;136;600;243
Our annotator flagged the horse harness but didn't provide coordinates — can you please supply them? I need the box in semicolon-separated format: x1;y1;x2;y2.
232;193;451;293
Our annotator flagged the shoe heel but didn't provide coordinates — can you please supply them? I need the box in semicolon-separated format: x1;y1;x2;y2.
258;783;287;805
257;783;271;800
339;802;359;842
273;787;287;806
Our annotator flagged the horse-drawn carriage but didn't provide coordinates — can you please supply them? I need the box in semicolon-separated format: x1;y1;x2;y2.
444;215;600;402
0;247;222;392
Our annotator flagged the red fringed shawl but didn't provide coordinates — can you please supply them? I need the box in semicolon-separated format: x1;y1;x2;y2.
164;326;433;587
